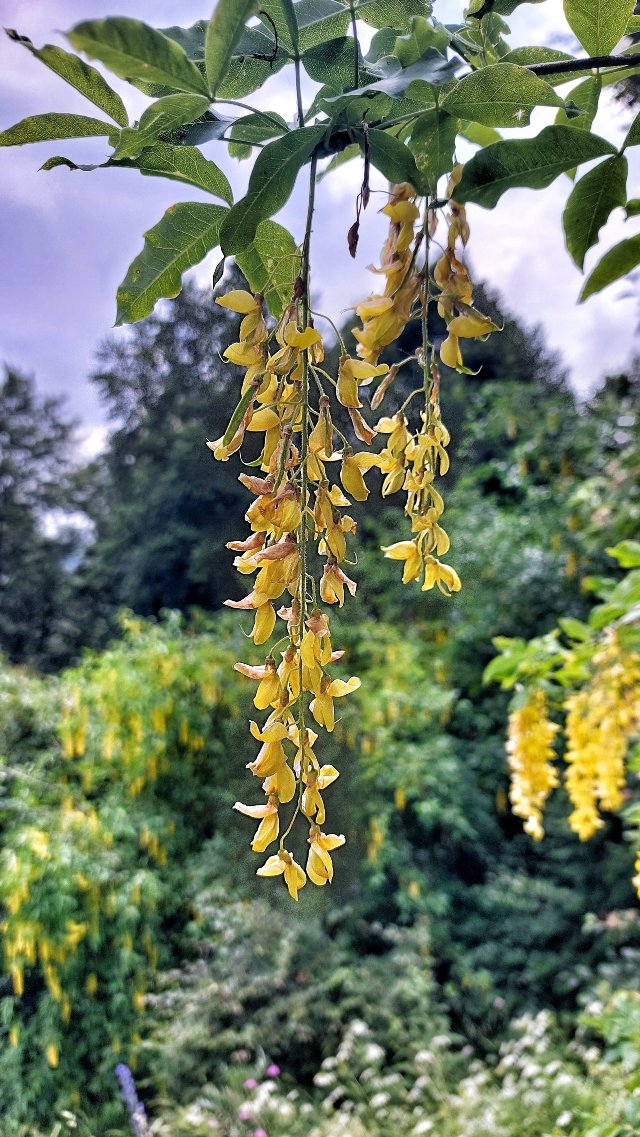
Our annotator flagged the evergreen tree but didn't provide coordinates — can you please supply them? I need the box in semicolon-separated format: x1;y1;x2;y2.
0;368;94;671
84;276;250;617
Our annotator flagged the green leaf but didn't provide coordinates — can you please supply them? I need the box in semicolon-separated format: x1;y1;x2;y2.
457;120;502;147
623;109;640;148
626;198;640;217
365;27;402;62
159;21;207;61
302;36;363;87
500;46;592;86
562;153;627;270
557;616;593;641
115;202;227;325
453;124;616;209
236;219;299;318
67;17;208;96
409;109;458;189
278;0;301;55
393;16;449;66
441;63;562;128
563;0;635;56
358;0;433;33
229;112;289;146
322;48;461;114
258;0;349;55
367;127;425;189
220;126;325;256
579;233;640;301
0;113;117;147
129;143;233;203
112;94;210;160
6;31;128;126
217;55;287;99
167;111;234;146
229;141;253;160
474;0;546;13
554;76;601;135
607;540;640;568
205;0;260;97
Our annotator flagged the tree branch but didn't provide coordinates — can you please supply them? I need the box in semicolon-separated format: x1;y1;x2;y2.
526;54;640;77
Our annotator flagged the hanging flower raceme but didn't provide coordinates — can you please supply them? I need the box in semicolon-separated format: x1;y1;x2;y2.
211;273;367;899
436;167;499;374
352;183;421;366
506;688;559;841
563;631;640;841
209;156;496;898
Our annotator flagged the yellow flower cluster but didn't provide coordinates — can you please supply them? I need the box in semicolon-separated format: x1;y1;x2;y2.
564;632;640;841
506;689;559;841
211;166;500;897
352;184;421;367
210;286;367;899
435;167;498;374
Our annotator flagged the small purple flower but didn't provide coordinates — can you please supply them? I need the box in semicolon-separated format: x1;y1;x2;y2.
254;1129;267;1137
239;1108;252;1121
244;1078;258;1090
115;1065;149;1137
266;1064;280;1077
493;996;505;1009
462;1045;474;1057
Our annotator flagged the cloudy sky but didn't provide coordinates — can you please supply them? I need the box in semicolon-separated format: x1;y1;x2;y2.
1;0;640;454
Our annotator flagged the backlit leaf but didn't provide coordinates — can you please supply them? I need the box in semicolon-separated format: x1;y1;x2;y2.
129;143;233;203
579;233;640;301
623;108;640;148
116;202;227;325
302;36;363;87
205;0;261;97
499;46;588;84
554;75;601;132
237;219;299;317
0;113;117;147
563;153;627;270
367;127;425;189
219;126;325;256
452;124;616;209
6;31;128;126
358;0;433;33
67;17;208;96
564;0;634;56
441;63;562;128
409;109;458;189
112;94;210;160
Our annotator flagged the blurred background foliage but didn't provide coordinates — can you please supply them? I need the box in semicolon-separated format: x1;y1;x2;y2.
4;279;640;1134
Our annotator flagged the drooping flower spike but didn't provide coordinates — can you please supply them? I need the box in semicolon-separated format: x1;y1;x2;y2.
210;167;497;898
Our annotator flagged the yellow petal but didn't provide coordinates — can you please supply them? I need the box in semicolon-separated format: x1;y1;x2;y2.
447;313;495;338
216;290;259;314
256;854;285;877
328;677;361;697
247;408;281;432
